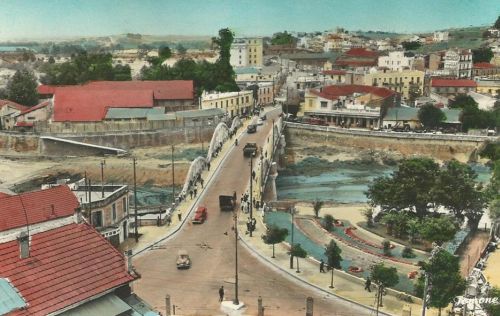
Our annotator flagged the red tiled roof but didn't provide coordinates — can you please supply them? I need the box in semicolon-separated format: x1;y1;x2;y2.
344;48;378;58
37;85;67;96
19;101;50;115
431;79;477;88
53;87;154;122
310;84;396;100
0;192;11;198
0;223;135;315
322;70;347;75
335;59;377;67
0;185;79;232
84;80;194;100
473;62;496;69
0;100;29;112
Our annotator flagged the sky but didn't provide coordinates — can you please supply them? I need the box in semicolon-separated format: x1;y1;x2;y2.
0;0;498;41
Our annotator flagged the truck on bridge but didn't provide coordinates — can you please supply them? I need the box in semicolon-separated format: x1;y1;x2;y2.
243;142;258;157
219;195;235;212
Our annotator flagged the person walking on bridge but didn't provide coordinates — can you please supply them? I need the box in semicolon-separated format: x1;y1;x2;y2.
219;286;224;302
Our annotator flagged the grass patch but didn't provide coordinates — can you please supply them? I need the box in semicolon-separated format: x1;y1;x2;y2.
358;221;431;252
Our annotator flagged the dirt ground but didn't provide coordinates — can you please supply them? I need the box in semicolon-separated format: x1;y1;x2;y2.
0;144;200;193
458;230;490;277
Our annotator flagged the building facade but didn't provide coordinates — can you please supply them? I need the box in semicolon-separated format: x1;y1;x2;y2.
443;49;473;78
201;90;254;117
230;38;263;68
476;79;500;97
430;78;477;97
364;69;425;100
378;51;414;71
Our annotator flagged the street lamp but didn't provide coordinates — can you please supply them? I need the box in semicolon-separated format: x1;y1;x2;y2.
289;206;295;269
249;156;254;237
233;211;240;305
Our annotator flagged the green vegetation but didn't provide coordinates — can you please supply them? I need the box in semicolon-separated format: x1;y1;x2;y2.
418;216;458;244
495;16;500;29
449;95;499;131
367;158;487;231
271;31;296;45
312;199;324;218
6;68;39;106
485;287;500;315
290;243;307;272
370;263;399;306
322;214;335;231
472;47;494;63
401;41;422;51
402;246;416;259
141;28;239;96
262;225;288;258
418;103;446;129
324;240;342;287
382;239;392;256
40;52;132;84
415;249;466;315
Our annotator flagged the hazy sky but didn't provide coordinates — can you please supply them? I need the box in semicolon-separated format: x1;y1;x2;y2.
0;0;498;40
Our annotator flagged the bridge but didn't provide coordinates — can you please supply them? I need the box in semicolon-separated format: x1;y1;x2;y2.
131;107;382;315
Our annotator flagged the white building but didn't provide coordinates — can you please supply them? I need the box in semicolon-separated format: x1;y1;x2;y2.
378;51;414;71
443;49;472;78
230;41;249;67
230;38;263;68
433;31;449;42
200;90;254;117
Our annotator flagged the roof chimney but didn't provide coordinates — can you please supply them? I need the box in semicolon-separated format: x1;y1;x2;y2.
18;231;30;259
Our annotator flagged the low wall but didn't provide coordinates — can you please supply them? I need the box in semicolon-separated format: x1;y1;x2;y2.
286;123;492;162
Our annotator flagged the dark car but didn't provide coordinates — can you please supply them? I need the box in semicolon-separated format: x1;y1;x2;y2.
260;114;267;121
247;124;257;133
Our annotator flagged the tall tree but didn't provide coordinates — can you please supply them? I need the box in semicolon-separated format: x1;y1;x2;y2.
366;158;440;218
434;160;487;230
6;68;38;106
418;103;446;129
290;243;307;273
312;200;324;218
415;249;466;316
494;15;500;29
324;240;342;288
262;225;288;258
472;47;494;64
418;216;458;245
370;263;399;307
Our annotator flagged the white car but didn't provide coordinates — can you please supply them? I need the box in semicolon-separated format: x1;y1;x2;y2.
176;250;191;269
257;119;264;125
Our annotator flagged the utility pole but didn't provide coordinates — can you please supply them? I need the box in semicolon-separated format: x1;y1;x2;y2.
100;160;106;198
233;211;239;305
249;156;253;237
290;206;295;269
171;145;175;204
88;179;92;226
133;158;138;243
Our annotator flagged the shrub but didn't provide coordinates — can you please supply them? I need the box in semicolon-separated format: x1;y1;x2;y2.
323;214;335;231
382;240;392;256
402;246;416;258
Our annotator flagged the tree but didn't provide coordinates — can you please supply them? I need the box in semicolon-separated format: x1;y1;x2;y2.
401;41;422;51
402;246;416;258
418;103;446;129
290;243;307;273
176;44;187;55
485;287;500;315
415;249;466;316
366;158;440;218
271;31;296;45
363;207;374;228
449;95;498;131
159;46;172;60
312;200;324;218
382;240;392;256
418;216;457;245
472;47;494;64
494;15;500;29
370;263;399;307
407;219;420;244
434;160;487;230
48;56;55;64
324;240;342;288
323;214;335;231
262;225;288;258
6;69;38;106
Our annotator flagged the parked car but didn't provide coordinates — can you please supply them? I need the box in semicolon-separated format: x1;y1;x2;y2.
257;118;264;125
247;124;257;134
176;250;191;269
192;206;207;224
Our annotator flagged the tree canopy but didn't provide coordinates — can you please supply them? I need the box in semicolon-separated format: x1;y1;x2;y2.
6;69;39;106
41;52;131;85
262;225;288;258
418;216;458;244
370;263;399;289
449;95;499;131
472;47;494;64
495;15;500;29
415;249;466;313
324;240;342;270
271;31;296;45
401;41;422;51
418;103;446;129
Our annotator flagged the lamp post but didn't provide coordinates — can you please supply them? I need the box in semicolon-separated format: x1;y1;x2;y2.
133;157;139;243
233;210;240;305
100;160;106;198
249;156;254;237
171;145;175;205
289;206;295;269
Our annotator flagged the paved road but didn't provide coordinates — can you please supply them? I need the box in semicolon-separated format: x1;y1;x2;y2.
134;109;374;315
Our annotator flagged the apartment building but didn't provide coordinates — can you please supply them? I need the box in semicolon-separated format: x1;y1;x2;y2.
230;37;263;67
201;90;254;117
364;69;425;100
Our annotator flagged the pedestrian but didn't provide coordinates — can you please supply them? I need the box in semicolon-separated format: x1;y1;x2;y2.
177;212;182;221
246;221;251;233
189;180;193;188
252;170;256;180
207;161;211;171
320;259;325;273
189;190;193;200
365;277;371;292
233;191;237;202
200;178;204;188
194;187;198;197
219;286;224;302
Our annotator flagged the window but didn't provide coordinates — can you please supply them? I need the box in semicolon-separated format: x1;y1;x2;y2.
122;197;127;214
320;101;328;108
245;96;249;102
92;211;103;228
308;99;313;107
112;203;116;221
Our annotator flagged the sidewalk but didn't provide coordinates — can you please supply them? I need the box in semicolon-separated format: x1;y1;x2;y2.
236;207;444;316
